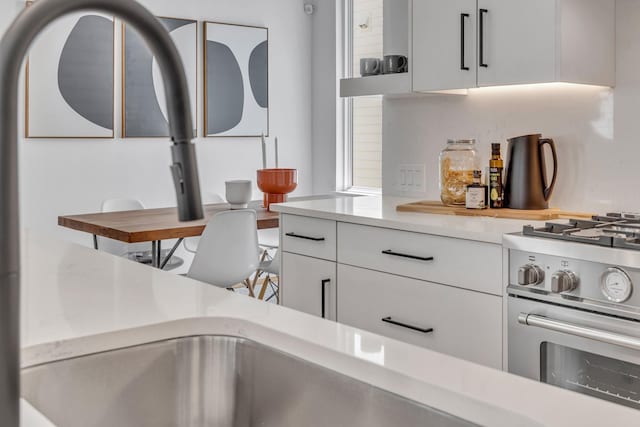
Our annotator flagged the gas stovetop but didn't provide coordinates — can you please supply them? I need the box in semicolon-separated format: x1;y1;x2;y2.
523;213;640;250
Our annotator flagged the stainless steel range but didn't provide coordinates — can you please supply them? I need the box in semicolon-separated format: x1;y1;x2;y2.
505;214;640;411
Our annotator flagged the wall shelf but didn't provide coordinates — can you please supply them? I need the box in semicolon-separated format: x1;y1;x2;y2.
340;73;411;98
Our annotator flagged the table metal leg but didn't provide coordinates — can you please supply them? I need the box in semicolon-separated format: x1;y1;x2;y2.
151;241;160;268
160;238;183;270
93;234;98;250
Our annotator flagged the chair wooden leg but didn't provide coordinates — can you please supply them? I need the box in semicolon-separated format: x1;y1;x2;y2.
250;250;270;291
244;279;256;298
250;269;262;291
258;275;270;300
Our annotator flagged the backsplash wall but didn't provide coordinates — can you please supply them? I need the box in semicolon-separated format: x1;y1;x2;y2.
383;0;639;213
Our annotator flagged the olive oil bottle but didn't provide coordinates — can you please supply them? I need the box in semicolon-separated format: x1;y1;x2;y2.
489;143;504;208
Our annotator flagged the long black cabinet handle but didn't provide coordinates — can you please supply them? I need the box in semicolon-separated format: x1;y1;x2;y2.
286;232;325;242
479;8;488;67
382;317;434;334
321;279;331;319
381;250;434;262
460;13;469;71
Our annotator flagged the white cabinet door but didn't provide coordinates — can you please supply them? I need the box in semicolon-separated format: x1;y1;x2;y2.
338;264;502;369
281;252;337;321
477;0;556;86
412;0;477;91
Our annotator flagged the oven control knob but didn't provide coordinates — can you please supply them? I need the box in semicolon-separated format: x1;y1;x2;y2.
518;265;545;286
551;271;579;293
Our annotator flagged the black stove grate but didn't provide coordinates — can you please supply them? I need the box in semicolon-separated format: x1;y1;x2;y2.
523;213;640;250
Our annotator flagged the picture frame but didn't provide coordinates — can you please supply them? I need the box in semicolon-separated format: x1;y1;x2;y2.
203;21;269;138
122;17;198;138
25;12;115;139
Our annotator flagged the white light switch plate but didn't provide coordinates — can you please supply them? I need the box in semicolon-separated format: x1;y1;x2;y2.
397;164;425;192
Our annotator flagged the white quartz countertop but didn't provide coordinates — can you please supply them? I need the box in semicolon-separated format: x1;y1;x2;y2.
271;195;546;244
20;230;640;426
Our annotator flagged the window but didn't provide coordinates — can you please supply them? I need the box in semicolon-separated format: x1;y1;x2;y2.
343;0;383;191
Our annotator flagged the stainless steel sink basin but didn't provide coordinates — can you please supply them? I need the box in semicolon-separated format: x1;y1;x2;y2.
22;335;478;427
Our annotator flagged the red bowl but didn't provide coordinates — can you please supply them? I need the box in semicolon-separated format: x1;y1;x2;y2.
257;169;298;210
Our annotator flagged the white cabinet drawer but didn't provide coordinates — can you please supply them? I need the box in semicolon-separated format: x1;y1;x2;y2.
281;253;337;320
337;264;502;369
282;214;336;261
338;222;502;295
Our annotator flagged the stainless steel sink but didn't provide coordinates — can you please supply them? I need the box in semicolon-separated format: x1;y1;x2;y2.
21;336;478;427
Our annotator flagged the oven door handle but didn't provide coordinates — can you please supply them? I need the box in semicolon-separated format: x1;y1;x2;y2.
518;313;640;352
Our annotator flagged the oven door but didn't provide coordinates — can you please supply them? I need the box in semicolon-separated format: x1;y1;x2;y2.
508;295;640;410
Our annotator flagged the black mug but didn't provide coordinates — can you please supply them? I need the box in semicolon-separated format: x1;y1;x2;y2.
360;58;380;77
382;55;408;74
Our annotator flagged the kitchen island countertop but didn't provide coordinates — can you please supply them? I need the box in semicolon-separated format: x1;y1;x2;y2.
19;230;640;426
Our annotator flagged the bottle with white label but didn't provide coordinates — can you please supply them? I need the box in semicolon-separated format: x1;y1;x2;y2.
466;170;488;210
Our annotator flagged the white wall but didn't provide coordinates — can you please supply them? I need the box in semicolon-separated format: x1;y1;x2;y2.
1;0;314;246
309;0;339;194
384;0;640;214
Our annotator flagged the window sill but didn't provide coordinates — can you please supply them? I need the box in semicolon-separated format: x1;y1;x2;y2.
338;186;382;196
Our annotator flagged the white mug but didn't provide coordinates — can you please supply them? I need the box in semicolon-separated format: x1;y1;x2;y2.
225;180;252;209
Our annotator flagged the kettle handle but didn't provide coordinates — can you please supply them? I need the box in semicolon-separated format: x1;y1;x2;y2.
539;138;558;202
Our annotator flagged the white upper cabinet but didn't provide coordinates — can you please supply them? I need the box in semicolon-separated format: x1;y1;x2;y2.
556;0;615;87
477;0;615;87
412;0;615;91
413;0;477;92
476;0;556;87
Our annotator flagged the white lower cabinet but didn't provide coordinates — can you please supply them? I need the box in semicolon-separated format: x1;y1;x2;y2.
280;216;504;369
281;214;337;261
338;222;502;295
281;252;337;321
337;264;502;369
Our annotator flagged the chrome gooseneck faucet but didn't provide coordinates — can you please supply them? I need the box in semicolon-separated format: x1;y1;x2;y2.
0;0;203;424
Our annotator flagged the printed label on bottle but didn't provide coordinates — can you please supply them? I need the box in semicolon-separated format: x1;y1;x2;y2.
466;187;486;209
489;167;503;208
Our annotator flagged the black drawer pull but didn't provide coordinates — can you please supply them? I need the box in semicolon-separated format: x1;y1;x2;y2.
381;250;434;262
382;317;434;334
286;232;325;242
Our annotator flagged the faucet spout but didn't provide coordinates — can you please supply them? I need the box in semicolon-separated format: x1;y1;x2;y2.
0;0;203;424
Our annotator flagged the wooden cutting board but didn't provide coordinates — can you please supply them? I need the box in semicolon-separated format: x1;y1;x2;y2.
396;200;594;221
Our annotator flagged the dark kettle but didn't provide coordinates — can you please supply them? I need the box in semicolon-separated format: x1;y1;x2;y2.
504;134;558;210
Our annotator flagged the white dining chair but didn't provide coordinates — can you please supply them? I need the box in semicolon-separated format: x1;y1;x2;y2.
183;192;225;254
97;199;148;257
187;210;261;293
